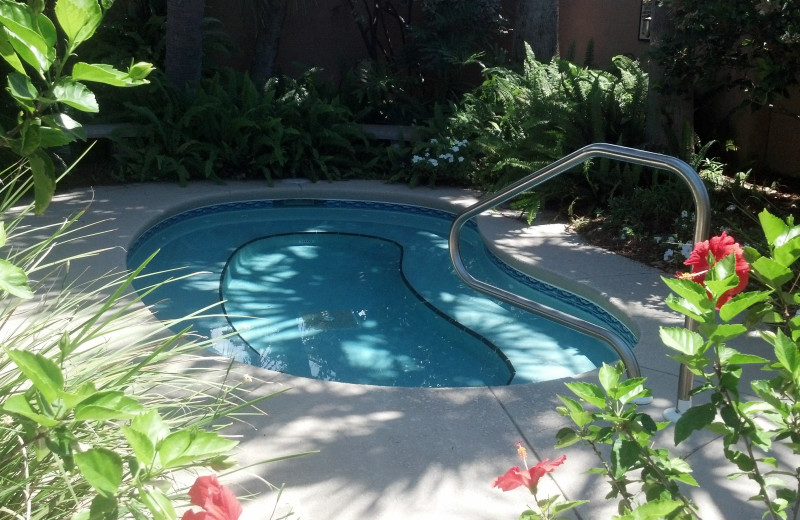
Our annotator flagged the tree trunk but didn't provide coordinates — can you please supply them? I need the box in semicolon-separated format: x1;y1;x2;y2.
645;1;694;158
250;0;288;89
165;0;205;93
512;0;559;64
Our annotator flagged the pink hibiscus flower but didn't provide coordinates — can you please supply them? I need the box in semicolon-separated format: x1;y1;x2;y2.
681;231;750;309
182;475;242;520
492;454;566;494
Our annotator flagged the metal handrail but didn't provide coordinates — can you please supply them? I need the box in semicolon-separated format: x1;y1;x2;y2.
449;143;710;412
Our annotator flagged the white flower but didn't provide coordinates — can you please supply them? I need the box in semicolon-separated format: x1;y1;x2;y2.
681;242;693;258
428;158;438;167
726;204;736;212
448;156;454;163
663;249;675;261
653;236;662;243
458;157;465;163
451;145;460;152
429;138;438;144
411;155;422;163
681;210;689;218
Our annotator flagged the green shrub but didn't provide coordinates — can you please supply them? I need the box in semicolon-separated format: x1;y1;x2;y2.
113;69;390;184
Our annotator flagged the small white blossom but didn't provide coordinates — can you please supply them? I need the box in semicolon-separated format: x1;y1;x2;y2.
411;155;423;163
653;236;662;243
726;204;736;212
681;242;693;258
681;210;689;218
451;145;460;152
663;249;675;261
428;158;438;167
458;156;465;163
430;138;438;144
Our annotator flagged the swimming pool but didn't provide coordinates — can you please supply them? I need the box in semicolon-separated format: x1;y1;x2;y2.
127;198;635;387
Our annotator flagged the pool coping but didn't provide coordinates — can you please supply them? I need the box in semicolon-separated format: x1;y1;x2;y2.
32;179;771;520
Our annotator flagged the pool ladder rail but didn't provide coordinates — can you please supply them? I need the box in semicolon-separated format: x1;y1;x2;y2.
448;143;711;419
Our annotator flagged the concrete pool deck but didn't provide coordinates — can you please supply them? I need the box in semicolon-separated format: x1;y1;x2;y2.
31;179;783;519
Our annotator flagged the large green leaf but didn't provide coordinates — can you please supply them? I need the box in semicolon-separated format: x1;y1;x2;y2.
752;256;793;287
759;209;788;247
75;448;123;497
564;381;607;409
0;258;33;298
122;426;155;466
659;326;705;356
0;28;24;73
0;0;55;71
157;429;237;470
72;61;150;87
718;290;771;322
55;0;102;50
7;70;36;106
7;349;64;403
53;78;99;112
773;329;800;380
140;488;176;520
74;391;143;420
1;393;60;426
674;403;715;444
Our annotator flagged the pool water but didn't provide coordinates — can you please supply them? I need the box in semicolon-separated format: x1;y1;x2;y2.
128;199;634;387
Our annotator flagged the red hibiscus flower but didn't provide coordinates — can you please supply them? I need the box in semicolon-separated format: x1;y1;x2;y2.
182;475;242;520
492;454;566;494
681;231;750;309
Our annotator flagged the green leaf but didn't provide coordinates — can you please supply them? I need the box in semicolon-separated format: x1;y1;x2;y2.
7;349;64;403
626;498;684;519
555;427;580;448
29;151;55;214
72;61;150;87
75;448;123;497
54;0;102;50
773;329;800;379
598;363;620;394
0;221;5;248
0;29;25;73
130;410;171;445
662;276;713;310
659;326;705;356
0;258;33;298
752;256;793;287
140;488;176;520
53;78;99;112
564;381;606;409
7;70;37;105
699;323;747;343
718;290;772;321
0;0;55;71
674;403;715;444
122;426;155;466
1;393;59;426
156;429;237;470
74;391;143;420
717;346;768;366
760;210;788;247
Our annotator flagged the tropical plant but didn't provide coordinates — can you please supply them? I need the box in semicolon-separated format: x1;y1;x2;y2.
548;212;800;519
113;69;388;184
0;0;153;214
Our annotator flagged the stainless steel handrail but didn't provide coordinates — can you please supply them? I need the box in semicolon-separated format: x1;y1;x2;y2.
449;143;710;412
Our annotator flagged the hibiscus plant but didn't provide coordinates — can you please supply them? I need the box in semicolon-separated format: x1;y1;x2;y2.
498;209;800;520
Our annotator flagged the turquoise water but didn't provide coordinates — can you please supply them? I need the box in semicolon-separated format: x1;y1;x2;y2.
127;199;634;387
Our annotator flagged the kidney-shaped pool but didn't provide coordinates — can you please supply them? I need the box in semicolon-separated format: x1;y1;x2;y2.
127;198;635;387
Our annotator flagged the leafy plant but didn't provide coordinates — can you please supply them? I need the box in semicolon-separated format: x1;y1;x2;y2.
114;69;388;184
0;0;153;213
547;211;800;519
